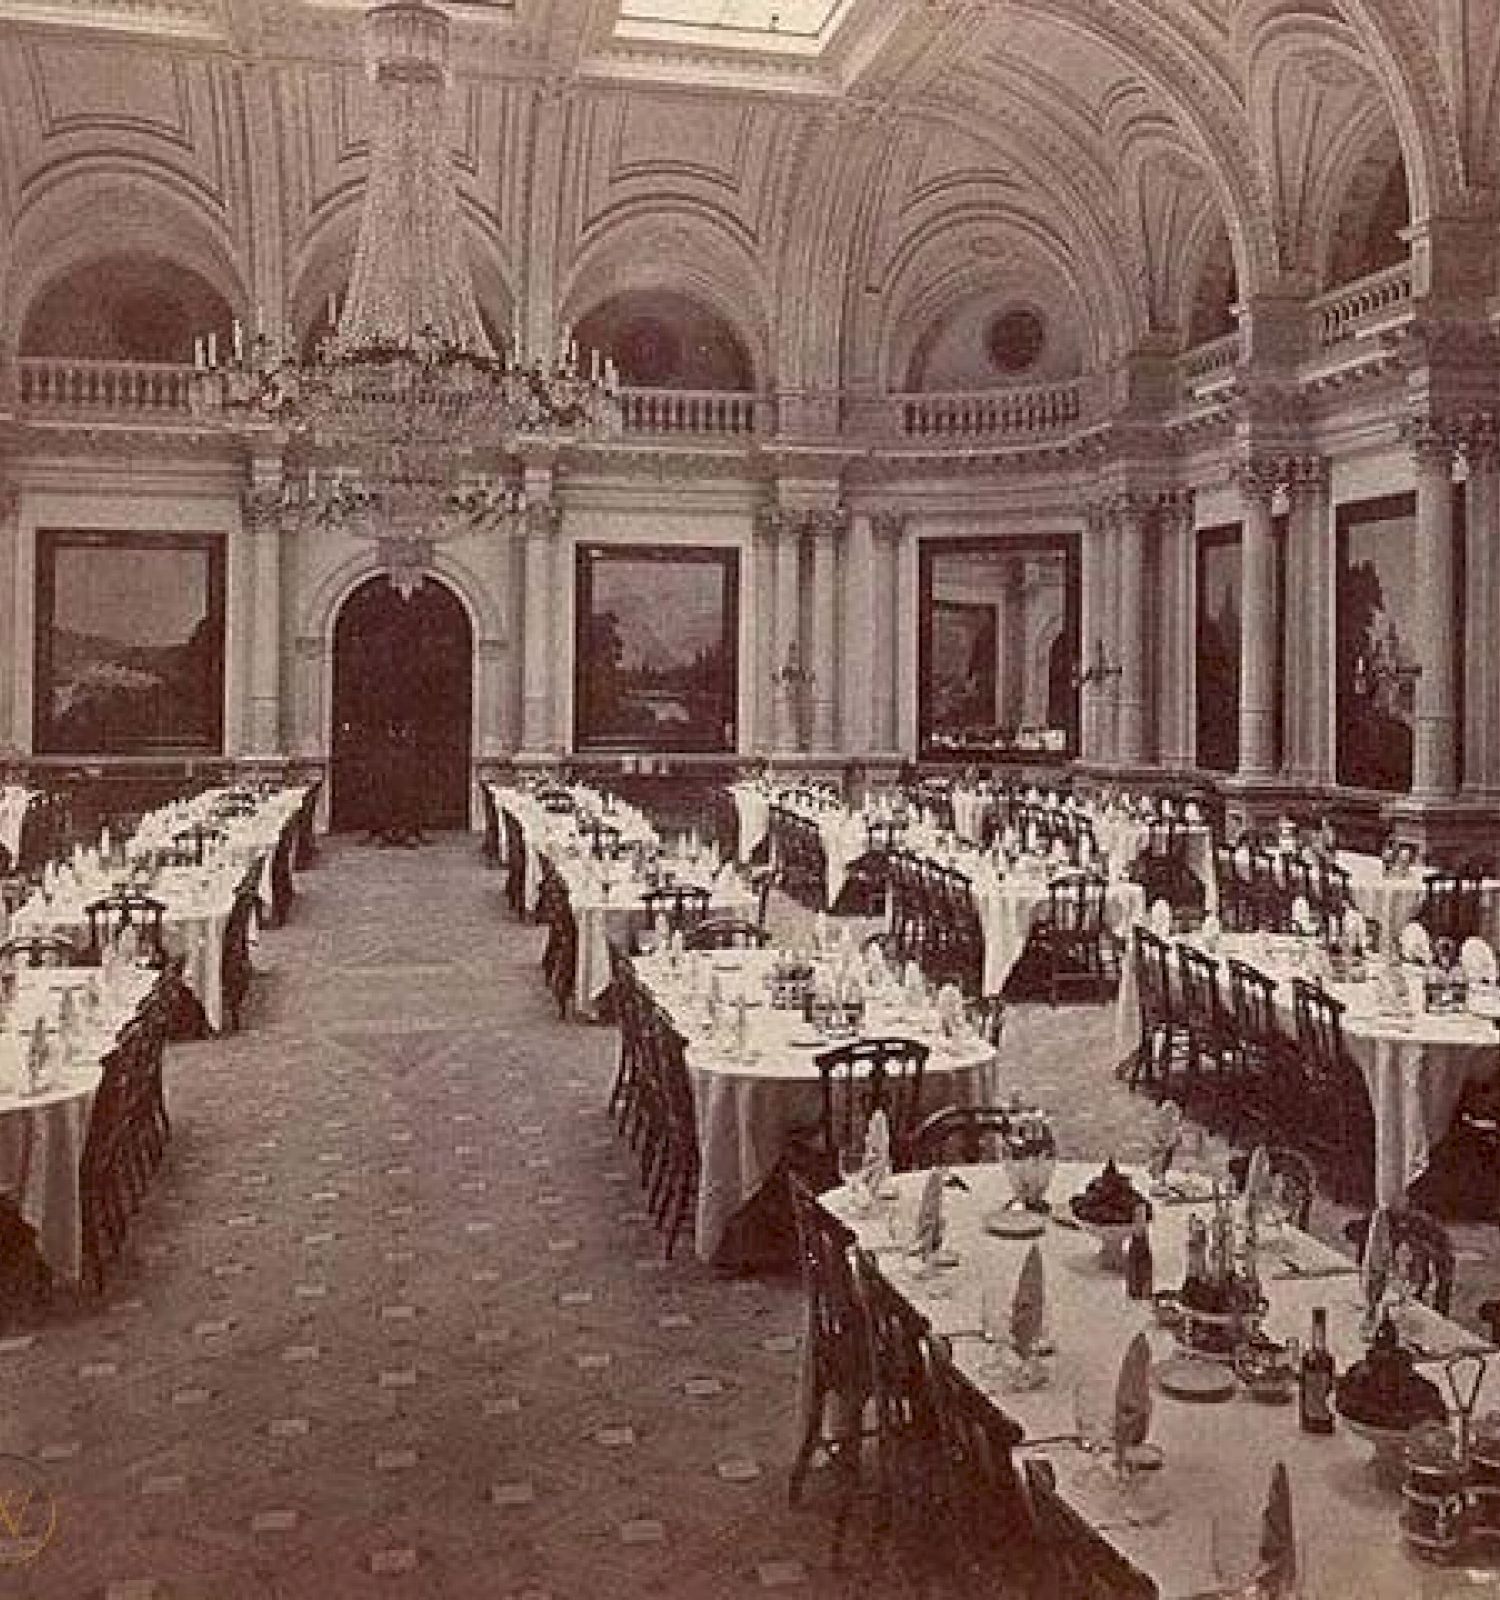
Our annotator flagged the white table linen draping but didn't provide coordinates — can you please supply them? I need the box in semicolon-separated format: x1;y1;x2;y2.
1116;931;1500;1207
825;1160;1494;1600
0;967;157;1283
13;868;235;1032
489;785;657;914
556;860;759;1016
637;949;998;1263
133;786;306;915
1337;851;1500;945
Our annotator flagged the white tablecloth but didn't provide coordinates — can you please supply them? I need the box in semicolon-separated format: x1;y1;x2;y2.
490;785;657;914
557;860;758;1015
1337;851;1500;946
637;949;998;1262
1116;931;1500;1206
0;968;157;1283
14;869;235;1032
132;786;306;916
826;1161;1493;1600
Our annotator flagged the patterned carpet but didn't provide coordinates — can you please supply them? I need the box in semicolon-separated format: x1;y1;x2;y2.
3;836;1497;1599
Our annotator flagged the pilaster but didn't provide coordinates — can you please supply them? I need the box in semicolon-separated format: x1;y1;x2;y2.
0;475;17;758
1233;460;1280;782
1462;417;1500;801
244;455;285;758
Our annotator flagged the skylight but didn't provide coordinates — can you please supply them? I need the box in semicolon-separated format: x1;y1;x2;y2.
615;0;851;54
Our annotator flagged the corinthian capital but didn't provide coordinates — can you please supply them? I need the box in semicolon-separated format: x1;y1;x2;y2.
524;501;561;539
243;482;284;531
1231;459;1284;508
869;510;906;542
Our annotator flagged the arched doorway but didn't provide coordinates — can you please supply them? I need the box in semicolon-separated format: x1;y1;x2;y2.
330;576;473;832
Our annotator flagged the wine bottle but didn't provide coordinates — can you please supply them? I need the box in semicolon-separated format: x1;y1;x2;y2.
1299;1306;1336;1434
1125;1204;1153;1300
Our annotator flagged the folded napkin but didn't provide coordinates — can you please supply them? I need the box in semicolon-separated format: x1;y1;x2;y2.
1011;1242;1045;1357
1258;1461;1297;1597
714;862;739;896
1114;1330;1153;1452
1342;907;1368;949
904;961;926;997
1149;899;1173;937
1243;1145;1272;1229
1200;912;1222;944
863;1108;891;1190
1461;936;1499;984
914;1167;945;1256
1399;920;1433;964
1290;896;1315;934
936;983;965;1035
1362;1206;1393;1319
1184;801;1203;823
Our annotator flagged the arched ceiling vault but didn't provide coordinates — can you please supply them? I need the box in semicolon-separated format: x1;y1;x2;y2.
0;0;1491;386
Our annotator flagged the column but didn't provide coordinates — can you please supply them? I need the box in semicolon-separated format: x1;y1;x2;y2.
752;508;779;753
840;511;876;753
1078;504;1105;762
1113;496;1150;768
1409;422;1460;799
520;498;558;756
773;512;801;751
0;479;18;755
244;462;284;756
994;556;1022;730
808;509;841;751
551;514;572;752
871;512;903;752
1283;457;1331;785
1463;420;1500;798
894;517;921;756
1234;464;1279;779
1155;491;1195;769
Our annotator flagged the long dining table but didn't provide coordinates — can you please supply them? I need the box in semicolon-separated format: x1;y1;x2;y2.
1116;929;1500;1209
0;963;159;1284
635;947;1000;1263
824;1159;1498;1599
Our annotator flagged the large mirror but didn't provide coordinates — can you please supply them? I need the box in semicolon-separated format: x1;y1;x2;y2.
574;544;739;752
34;530;225;755
918;537;1078;758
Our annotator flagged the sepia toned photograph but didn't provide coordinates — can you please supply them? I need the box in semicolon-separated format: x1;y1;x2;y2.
2;3;1500;1598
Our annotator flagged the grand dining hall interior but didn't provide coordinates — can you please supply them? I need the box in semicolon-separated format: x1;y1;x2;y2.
6;1;1500;1596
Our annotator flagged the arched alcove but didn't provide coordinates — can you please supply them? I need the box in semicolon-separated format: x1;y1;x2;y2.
20;252;232;362
574;290;754;390
1186;227;1239;346
330;576;473;833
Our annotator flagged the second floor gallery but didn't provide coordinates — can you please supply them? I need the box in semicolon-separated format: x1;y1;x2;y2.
1;0;1499;852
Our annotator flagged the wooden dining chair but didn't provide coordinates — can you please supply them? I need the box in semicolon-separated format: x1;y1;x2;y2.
852;1248;946;1572
1223;958;1285;1141
1289;978;1376;1203
1030;871;1115;1006
1176;943;1234;1121
908;1105;1013;1166
1128;924;1190;1097
787;1177;870;1566
83;891;168;967
1417;870;1487;944
0;933;82;969
813;1037;931;1176
682;916;769;950
639;882;712;941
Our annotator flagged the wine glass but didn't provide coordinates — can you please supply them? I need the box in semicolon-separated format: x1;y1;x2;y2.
838;1145;872;1216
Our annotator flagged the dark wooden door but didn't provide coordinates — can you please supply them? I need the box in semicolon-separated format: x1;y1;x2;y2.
330;577;473;831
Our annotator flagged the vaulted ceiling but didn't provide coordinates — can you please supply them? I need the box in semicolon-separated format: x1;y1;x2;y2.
0;0;1494;392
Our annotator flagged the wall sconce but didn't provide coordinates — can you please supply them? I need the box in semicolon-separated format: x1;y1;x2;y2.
1353;621;1421;701
772;640;816;691
1072;637;1121;690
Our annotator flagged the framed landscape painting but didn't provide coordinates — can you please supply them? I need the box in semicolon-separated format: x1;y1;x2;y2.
34;530;226;754
574;544;739;752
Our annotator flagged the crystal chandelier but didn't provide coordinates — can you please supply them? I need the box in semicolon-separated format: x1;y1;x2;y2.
192;0;618;565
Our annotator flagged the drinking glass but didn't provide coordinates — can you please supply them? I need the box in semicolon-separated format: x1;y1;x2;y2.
1072;1376;1114;1481
838;1146;872;1216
